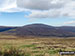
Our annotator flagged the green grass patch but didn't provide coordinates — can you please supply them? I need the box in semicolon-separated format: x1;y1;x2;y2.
35;54;45;56
20;44;36;48
32;51;40;53
32;47;38;50
48;50;58;54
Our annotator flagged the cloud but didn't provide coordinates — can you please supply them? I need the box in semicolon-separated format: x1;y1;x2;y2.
17;0;66;10
0;0;75;18
17;0;75;18
64;21;75;25
0;0;17;12
25;9;61;18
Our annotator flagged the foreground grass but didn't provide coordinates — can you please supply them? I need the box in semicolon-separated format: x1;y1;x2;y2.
0;47;31;56
0;35;75;56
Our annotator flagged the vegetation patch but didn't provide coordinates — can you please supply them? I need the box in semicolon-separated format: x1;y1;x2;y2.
32;51;40;53
20;44;37;48
0;48;31;56
48;49;58;54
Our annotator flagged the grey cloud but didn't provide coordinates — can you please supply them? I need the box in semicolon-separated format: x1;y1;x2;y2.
17;0;66;10
0;0;75;18
17;0;75;18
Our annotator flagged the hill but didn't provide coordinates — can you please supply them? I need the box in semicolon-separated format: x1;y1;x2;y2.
0;24;75;37
0;26;17;32
16;24;75;37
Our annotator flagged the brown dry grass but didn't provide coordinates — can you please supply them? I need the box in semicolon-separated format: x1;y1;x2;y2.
0;35;75;56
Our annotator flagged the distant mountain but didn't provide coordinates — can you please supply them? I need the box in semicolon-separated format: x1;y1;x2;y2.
15;24;75;37
58;26;75;32
0;24;75;37
0;26;17;32
16;24;56;37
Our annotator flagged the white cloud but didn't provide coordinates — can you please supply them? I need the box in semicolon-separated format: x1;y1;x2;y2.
64;21;75;25
0;0;75;18
25;9;61;18
0;0;17;12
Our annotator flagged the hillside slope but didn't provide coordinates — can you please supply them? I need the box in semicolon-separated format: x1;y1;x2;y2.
16;24;75;37
0;24;75;37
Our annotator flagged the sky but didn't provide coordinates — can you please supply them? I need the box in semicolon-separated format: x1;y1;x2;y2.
0;0;75;26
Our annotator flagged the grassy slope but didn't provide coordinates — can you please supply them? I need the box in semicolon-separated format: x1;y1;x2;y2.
0;35;75;56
